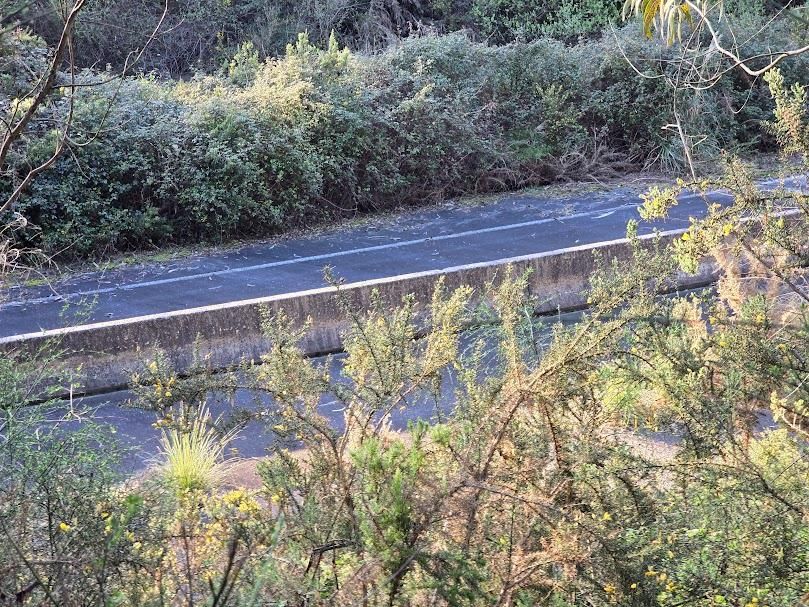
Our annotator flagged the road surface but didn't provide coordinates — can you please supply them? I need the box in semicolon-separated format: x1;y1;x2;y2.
0;182;743;338
59;313;588;472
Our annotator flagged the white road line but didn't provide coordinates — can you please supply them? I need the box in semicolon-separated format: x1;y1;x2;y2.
0;226;705;343
0;201;639;309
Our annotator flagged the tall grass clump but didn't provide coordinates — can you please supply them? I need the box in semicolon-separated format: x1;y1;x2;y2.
159;409;235;494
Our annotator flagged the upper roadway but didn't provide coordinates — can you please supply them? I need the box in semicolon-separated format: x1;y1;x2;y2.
0;176;804;338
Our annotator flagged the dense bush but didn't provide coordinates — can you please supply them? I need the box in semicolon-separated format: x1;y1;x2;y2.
28;0;447;75
3;23;808;257
25;0;805;76
470;0;622;43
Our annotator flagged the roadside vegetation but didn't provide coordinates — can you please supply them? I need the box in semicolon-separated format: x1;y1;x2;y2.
2;69;809;604
3;137;809;604
22;0;801;75
1;0;809;605
1;0;807;258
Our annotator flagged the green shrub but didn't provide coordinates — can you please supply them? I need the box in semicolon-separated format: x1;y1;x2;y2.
471;0;622;43
5;24;807;258
228;41;261;86
0;28;49;98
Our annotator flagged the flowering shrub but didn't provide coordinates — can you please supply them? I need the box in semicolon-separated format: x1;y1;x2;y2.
3;112;809;602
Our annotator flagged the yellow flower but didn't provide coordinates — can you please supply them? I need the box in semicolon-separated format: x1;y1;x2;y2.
722;223;734;236
666;582;676;591
630;583;638;589
681;232;691;241
604;584;616;594
602;512;612;522
58;522;72;532
224;489;247;505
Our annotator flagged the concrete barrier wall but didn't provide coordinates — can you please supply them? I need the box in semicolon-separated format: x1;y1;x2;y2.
0;228;718;393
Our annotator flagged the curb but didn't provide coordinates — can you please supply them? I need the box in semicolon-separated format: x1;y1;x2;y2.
0;228;716;393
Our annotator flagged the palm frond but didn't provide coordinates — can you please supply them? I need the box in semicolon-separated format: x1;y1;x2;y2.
623;0;708;42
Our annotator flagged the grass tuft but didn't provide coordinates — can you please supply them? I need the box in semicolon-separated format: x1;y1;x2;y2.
159;410;235;494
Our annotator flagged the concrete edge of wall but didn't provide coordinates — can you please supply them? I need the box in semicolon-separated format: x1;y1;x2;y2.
0;227;718;394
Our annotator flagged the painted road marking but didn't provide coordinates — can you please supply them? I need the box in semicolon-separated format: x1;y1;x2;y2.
0;201;643;309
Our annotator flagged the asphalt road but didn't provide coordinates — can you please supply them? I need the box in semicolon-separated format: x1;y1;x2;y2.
0;181;752;338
